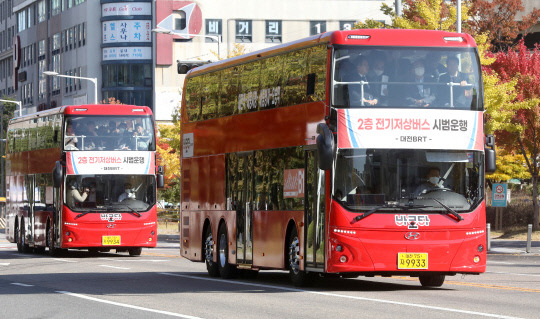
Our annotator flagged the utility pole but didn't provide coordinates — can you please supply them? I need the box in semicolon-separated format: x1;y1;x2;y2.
457;0;462;33
395;0;402;16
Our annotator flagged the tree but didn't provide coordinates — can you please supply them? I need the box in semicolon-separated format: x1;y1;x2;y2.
486;40;540;229
101;97;124;104
468;0;540;51
355;0;469;31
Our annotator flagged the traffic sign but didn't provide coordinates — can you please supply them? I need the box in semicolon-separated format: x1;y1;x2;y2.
492;183;507;207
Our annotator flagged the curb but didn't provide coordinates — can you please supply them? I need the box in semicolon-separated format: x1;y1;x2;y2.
157;234;179;243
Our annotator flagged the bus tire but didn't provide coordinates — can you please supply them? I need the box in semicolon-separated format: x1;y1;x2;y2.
288;227;308;286
419;274;445;287
47;223;59;256
128;248;142;256
217;223;236;279
18;219;31;254
204;226;219;277
15;220;22;253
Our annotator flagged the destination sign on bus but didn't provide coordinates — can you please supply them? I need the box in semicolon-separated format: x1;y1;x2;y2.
66;151;153;175
337;109;483;151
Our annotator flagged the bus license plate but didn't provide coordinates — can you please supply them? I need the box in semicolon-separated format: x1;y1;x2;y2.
398;253;428;269
102;236;121;246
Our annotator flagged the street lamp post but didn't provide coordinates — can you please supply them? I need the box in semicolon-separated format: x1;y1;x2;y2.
152;28;221;59
43;71;98;104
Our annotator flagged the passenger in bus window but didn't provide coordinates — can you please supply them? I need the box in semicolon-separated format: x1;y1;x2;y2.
367;55;389;106
404;59;436;107
64;123;78;150
67;180;89;208
425;52;447;80
81;120;98;150
438;56;472;107
345;55;378;106
131;123;149;150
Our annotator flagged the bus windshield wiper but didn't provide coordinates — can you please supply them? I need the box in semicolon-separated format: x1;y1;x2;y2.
350;203;433;224
122;204;141;218
350;205;388;224
430;198;463;222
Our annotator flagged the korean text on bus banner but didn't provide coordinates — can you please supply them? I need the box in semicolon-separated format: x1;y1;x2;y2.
67;151;153;175
337;109;484;151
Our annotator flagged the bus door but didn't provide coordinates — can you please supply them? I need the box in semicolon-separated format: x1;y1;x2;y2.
24;175;35;244
235;152;254;265
305;150;326;271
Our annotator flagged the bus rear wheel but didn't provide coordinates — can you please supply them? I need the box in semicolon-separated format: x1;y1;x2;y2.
217;223;236;279
204;227;219;277
419;274;445;287
288;227;308;286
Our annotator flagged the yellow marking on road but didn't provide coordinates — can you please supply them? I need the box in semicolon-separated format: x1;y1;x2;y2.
395;276;540;293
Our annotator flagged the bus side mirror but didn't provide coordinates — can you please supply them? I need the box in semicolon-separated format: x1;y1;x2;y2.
53;161;62;188
485;134;496;173
157;166;165;188
316;123;334;171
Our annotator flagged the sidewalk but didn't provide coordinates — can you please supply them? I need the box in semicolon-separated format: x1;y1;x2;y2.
488;239;540;255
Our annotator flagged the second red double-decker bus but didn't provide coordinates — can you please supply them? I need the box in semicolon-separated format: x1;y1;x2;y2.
179;29;496;286
5;104;164;256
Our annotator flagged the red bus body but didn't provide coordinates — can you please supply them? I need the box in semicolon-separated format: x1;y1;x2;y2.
180;29;490;286
5;104;159;255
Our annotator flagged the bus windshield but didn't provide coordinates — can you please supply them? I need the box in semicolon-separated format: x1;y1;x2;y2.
334;149;483;213
65;174;156;212
332;46;482;110
64;115;155;151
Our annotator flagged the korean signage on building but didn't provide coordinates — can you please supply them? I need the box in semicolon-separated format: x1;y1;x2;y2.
103;47;152;61
102;2;151;16
102;20;151;43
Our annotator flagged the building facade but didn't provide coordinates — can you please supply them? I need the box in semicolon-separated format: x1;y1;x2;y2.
2;0;390;119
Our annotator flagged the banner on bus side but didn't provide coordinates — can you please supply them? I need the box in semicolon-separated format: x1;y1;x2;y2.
337;109;483;151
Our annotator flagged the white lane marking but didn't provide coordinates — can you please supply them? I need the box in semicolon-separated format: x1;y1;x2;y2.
53;259;78;263
487;261;516;265
159;273;521;319
56;291;203;319
486;271;540;277
113;259;168;263
11;283;34;287
99;265;130;270
0;263;10;266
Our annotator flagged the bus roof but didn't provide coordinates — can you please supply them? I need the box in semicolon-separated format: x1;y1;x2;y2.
187;29;477;77
9;104;153;124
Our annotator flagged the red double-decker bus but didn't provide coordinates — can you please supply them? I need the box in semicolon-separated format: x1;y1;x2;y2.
5;104;164;256
179;29;496;286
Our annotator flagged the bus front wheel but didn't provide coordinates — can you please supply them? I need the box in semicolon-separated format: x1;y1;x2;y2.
288;227;308;286
18;220;31;254
217;223;236;279
204;227;219;277
419;274;445;287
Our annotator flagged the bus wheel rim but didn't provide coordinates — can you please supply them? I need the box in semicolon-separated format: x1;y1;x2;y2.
289;236;300;274
204;233;214;264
